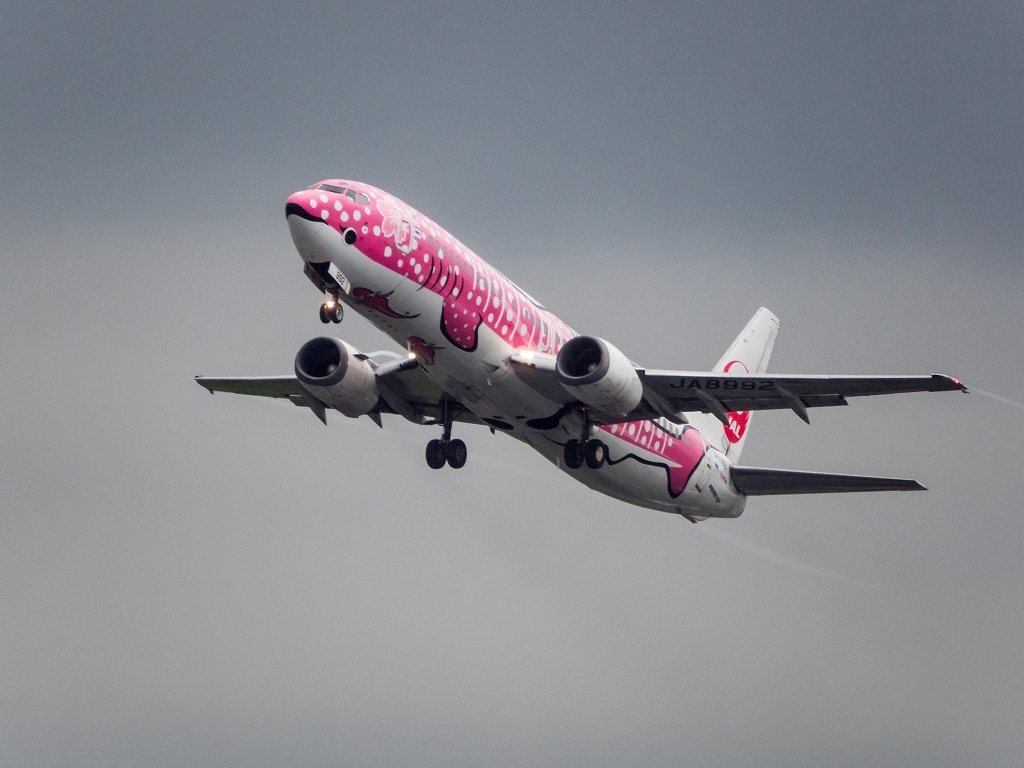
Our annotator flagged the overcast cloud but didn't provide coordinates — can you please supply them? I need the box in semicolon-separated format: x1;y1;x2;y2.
2;2;1023;766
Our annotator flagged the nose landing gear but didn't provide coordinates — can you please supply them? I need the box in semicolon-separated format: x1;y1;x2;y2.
304;262;346;324
563;405;606;470
424;399;467;469
319;298;343;324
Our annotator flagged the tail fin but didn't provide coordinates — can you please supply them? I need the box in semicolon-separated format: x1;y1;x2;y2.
712;307;780;463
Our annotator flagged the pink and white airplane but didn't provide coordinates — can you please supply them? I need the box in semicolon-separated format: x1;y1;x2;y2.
197;180;967;522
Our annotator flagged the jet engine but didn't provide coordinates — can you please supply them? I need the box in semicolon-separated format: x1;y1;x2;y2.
294;337;379;417
555;336;643;418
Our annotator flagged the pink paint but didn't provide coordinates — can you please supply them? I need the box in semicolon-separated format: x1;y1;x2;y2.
407;336;441;365
291;181;576;354
295;180;716;497
601;421;711;497
441;297;482;350
376;194;416;254
352;287;418;319
722;360;750;444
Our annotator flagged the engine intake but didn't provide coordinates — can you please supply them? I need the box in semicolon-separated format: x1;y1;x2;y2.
295;337;379;417
556;336;643;418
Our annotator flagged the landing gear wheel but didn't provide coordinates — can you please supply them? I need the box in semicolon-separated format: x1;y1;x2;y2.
445;438;467;469
584;439;606;469
319;303;330;324
563;439;585;470
425;439;447;469
329;302;343;323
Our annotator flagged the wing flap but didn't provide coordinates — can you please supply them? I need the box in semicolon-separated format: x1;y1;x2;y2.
731;467;926;495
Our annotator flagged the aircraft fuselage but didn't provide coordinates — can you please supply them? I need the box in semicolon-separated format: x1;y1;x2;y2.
286;180;746;520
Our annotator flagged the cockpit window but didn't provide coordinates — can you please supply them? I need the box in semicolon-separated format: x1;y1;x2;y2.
312;183;369;205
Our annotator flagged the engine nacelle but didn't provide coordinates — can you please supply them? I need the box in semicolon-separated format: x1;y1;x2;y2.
555;336;643;418
294;337;379;417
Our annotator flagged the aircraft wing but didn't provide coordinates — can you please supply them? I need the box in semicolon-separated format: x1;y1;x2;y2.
509;350;967;426
196;373;340;424
730;467;926;495
196;359;481;427
196;375;303;399
637;371;968;424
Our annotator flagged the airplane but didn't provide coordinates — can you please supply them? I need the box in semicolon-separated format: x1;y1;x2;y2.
196;179;967;523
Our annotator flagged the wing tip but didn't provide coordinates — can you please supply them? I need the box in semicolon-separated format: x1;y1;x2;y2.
933;373;969;393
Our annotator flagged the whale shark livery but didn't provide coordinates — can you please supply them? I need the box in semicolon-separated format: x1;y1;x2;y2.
196;180;967;522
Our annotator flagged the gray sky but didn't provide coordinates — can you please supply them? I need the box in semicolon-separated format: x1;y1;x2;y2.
2;2;1023;766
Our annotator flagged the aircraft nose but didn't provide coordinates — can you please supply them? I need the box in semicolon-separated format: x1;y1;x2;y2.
286;190;335;263
285;190;328;224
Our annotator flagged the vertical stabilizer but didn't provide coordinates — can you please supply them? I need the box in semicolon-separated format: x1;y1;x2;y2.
711;307;780;463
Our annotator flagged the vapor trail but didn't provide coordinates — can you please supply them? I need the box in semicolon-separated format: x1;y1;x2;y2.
699;524;879;588
972;388;1024;411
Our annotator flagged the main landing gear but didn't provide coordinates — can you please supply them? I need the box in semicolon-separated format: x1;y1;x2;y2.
426;438;467;470
563;406;607;470
425;399;467;470
319;297;343;324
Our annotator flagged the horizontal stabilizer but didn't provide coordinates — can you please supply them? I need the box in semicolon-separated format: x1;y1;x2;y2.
731;467;926;495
